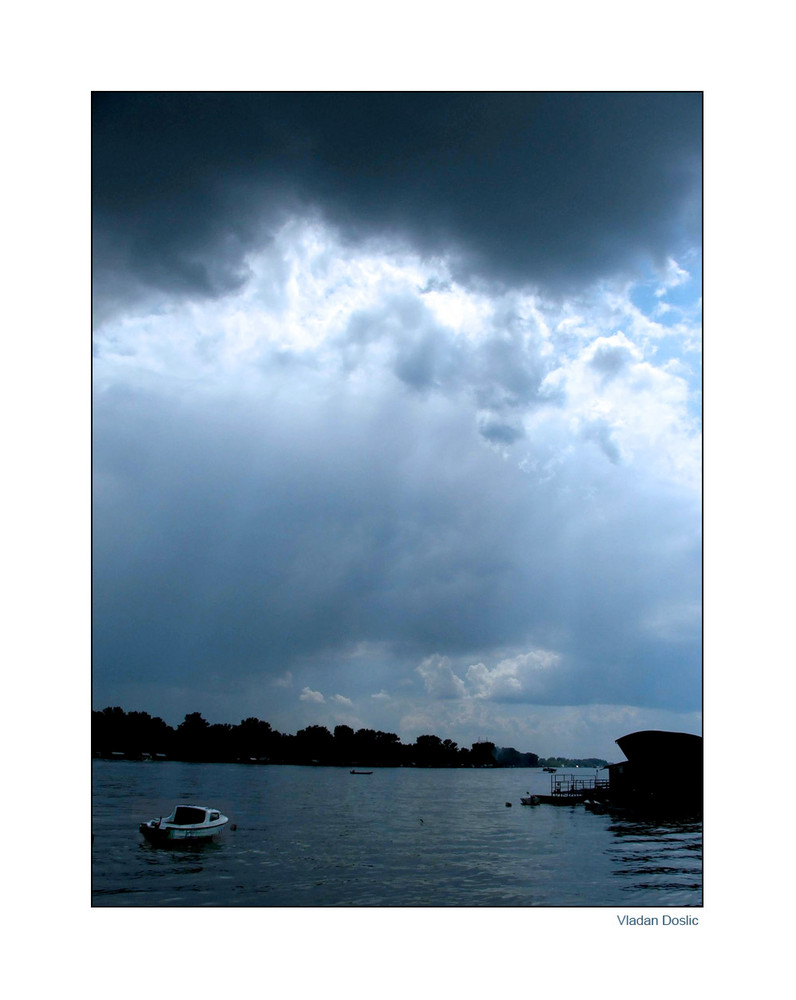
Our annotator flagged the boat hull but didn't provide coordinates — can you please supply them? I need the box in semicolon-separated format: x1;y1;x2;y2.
139;818;228;844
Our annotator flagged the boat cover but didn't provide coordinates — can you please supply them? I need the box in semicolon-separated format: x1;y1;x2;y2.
171;806;207;824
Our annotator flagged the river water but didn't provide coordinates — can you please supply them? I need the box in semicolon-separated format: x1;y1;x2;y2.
91;759;702;907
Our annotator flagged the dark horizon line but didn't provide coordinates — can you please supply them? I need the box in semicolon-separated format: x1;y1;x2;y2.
91;705;610;768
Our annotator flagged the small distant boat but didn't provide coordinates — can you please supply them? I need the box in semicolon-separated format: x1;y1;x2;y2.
543;766;557;773
350;769;373;775
139;804;229;844
520;795;541;806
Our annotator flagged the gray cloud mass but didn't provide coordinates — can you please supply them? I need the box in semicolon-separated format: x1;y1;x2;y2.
93;92;701;318
92;92;701;758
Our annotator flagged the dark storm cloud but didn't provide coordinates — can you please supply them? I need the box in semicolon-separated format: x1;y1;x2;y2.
93;91;701;318
92;377;538;689
92;360;701;718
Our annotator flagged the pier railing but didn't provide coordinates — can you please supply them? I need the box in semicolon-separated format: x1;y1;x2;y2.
550;774;610;797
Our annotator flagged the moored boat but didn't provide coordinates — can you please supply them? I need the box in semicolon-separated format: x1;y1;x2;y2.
350;769;373;775
139;804;229;844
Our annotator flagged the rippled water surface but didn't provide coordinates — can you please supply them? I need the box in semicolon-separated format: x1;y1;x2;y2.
92;760;702;906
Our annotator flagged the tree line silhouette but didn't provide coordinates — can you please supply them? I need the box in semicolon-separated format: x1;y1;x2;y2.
92;706;539;768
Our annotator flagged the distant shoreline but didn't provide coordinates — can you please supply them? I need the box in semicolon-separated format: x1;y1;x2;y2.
93;752;609;769
92;706;609;769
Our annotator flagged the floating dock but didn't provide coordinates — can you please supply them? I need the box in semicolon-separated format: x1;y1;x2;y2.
521;773;610;806
521;731;703;817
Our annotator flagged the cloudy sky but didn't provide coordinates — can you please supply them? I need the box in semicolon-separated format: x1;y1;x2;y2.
92;92;702;760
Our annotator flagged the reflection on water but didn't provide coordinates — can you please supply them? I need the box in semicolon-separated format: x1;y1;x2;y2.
605;817;703;897
92;760;702;907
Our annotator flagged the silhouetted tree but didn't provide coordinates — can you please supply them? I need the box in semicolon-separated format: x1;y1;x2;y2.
414;734;444;766
233;717;275;760
92;706;127;754
176;712;210;760
470;741;497;767
294;725;334;762
92;707;174;756
333;725;355;763
373;730;402;765
206;722;234;761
